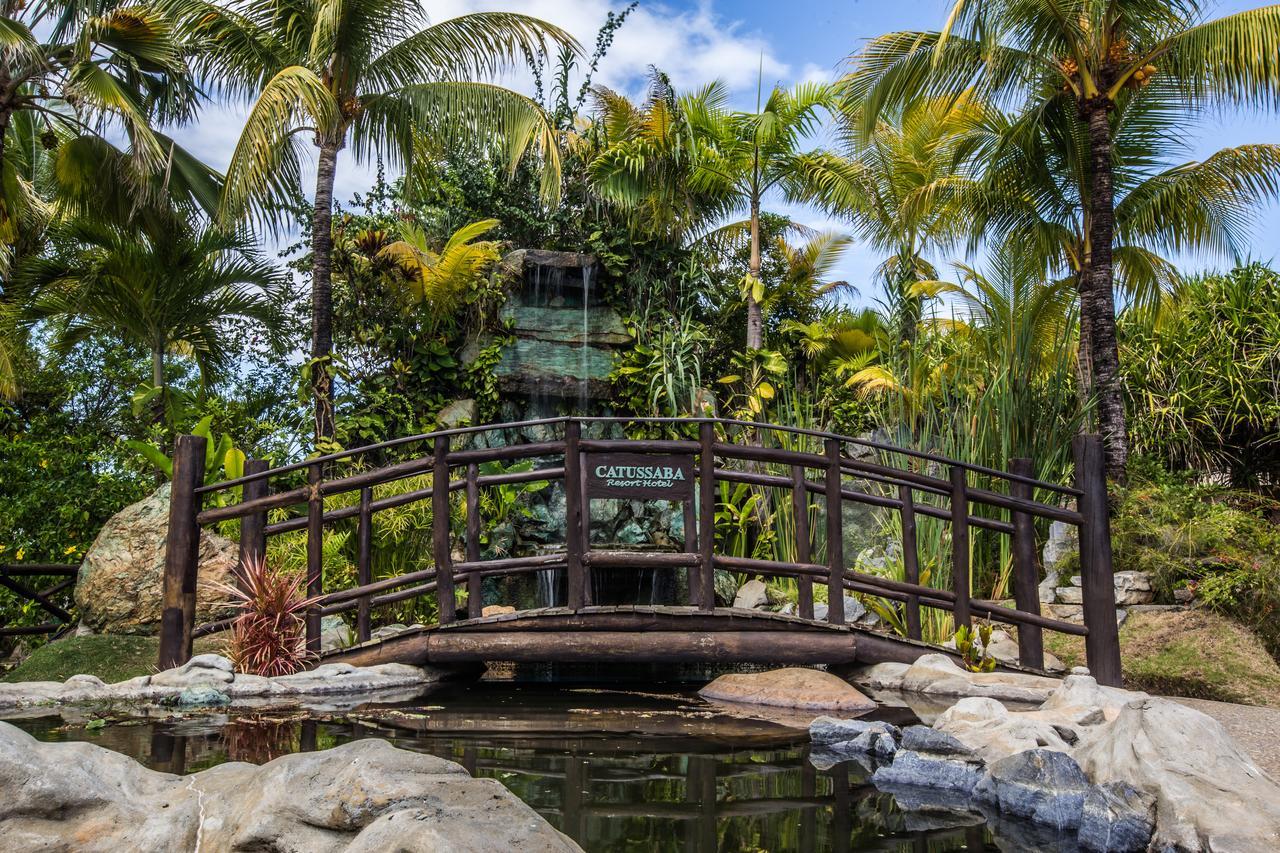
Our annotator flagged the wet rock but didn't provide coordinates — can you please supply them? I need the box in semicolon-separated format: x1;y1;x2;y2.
809;716;900;763
75;484;238;635
0;723;580;852
175;686;230;707
1077;782;1156;852
1074;696;1280;851
872;726;986;793
973;749;1090;830
732;579;768;610
699;668;877;713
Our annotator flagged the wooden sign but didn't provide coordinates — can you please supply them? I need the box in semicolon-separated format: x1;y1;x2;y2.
585;453;695;499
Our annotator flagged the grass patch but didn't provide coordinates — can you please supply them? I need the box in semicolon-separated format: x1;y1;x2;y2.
2;634;227;685
1046;610;1280;708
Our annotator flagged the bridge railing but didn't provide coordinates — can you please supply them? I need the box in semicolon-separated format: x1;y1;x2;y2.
159;417;1121;684
0;563;78;639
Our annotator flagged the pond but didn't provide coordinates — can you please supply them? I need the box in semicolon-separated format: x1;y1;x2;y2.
11;683;1000;853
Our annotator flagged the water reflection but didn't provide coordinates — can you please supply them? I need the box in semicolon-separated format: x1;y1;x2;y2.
15;685;995;852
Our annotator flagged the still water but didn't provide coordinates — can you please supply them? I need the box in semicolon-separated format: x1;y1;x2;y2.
14;683;997;852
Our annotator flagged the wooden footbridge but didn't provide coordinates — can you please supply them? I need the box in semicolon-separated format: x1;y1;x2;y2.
157;417;1122;685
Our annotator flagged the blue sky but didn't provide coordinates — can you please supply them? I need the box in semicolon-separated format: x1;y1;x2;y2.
179;0;1280;298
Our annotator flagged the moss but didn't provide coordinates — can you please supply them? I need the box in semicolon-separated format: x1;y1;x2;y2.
2;634;227;685
1046;610;1280;708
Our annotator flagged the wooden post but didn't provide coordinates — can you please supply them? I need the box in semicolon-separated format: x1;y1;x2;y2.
697;422;716;611
1074;434;1122;687
564;421;584;611
356;485;373;643
1010;457;1045;669
792;465;814;620
236;459;269;591
433;437;456;624
159;434;206;671
898;483;921;640
465;463;482;617
824;439;845;625
305;461;323;654
950;465;971;633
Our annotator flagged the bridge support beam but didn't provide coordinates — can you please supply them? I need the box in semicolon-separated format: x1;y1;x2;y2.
424;630;860;664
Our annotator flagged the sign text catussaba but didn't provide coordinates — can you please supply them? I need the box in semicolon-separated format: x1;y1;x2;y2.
584;453;695;500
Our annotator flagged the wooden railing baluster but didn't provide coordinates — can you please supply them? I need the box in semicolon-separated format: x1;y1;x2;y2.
465;463;482;617
305;461;324;654
1010;457;1044;669
697;422;716;611
433;436;456;624
236;458;269;592
792;465;813;620
950;465;971;633
356;485;373;643
159;433;206;670
824;439;844;625
1074;434;1122;686
564;421;584;611
898;483;921;641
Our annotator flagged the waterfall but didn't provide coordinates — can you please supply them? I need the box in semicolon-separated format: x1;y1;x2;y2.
580;263;593;411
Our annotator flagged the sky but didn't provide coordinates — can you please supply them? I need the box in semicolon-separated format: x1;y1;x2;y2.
174;0;1280;301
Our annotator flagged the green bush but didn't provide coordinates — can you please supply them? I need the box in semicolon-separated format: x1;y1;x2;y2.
1105;459;1280;659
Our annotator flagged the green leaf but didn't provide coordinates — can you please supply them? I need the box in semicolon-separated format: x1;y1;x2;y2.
124;440;173;479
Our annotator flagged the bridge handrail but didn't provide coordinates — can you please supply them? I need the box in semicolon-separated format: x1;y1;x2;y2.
192;416;1081;498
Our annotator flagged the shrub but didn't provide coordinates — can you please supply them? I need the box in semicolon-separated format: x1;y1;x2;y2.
208;556;321;677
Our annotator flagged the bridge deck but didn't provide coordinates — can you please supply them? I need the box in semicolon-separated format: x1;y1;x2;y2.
320;604;1022;672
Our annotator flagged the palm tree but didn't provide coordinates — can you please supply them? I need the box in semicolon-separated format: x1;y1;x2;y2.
19;218;281;430
0;0;193;176
837;95;992;344
843;0;1280;478
174;1;578;450
377;218;503;336
689;80;861;349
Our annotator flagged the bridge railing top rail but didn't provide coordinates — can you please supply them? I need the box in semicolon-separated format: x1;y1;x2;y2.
193;416;1081;499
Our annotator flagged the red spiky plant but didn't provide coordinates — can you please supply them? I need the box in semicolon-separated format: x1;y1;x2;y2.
206;556;323;677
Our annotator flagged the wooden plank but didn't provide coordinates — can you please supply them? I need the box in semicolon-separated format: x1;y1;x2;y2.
1010;458;1044;669
697;422;716;610
465;463;482;616
824;439;844;625
564;421;584;610
433;437;456;624
950;465;971;633
899;483;921;641
356;485;373;643
305;462;323;654
1074;434;1122;686
159;433;206;670
792;465;814;620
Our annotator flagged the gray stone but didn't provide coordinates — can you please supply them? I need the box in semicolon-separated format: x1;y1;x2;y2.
75;484;238;635
436;398;478;428
873;727;985;792
1038;569;1060;605
973;749;1090;830
149;653;235;688
1055;585;1084;604
809;716;900;762
0;722;579;852
319;614;351;652
1077;782;1156;852
1112;571;1154;606
1042;520;1078;572
813;595;865;623
732;579;768;610
900;653;1063;703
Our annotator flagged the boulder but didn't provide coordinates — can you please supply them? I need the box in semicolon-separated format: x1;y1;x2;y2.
900;653;1062;703
149;653;235;688
0;722;579;852
698;668;877;713
74;484;238;635
933;696;1075;763
319;615;351;652
1055;585;1084;604
872;726;986;793
732;579;768;610
1077;782;1156;852
436;398;477;428
813;595;866;623
809;716;899;765
973;749;1090;830
1073;696;1280;851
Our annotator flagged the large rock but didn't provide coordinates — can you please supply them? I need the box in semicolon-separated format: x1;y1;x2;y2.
933;696;1076;763
809;716;899;766
698;668;877;713
1111;571;1154;606
872;726;986;792
732;579;768;610
1073;696;1280;851
1078;782;1156;852
973;749;1091;830
813;595;866;623
75;484;238;635
0;722;579;852
900;653;1063;703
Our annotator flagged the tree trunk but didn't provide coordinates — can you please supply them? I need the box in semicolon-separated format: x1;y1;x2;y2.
310;137;341;450
746;198;764;350
151;345;166;427
1081;99;1128;482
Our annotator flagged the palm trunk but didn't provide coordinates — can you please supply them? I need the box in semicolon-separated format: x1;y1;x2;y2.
746;198;764;350
310;137;341;450
1081;100;1128;482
